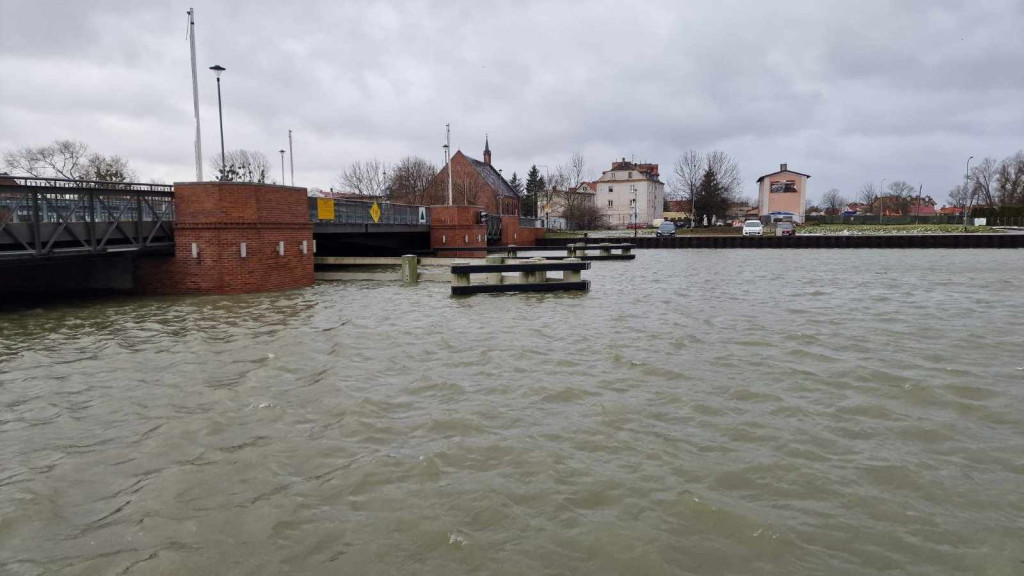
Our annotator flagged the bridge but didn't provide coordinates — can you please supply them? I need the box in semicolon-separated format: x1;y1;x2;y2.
0;178;545;296
0;176;175;261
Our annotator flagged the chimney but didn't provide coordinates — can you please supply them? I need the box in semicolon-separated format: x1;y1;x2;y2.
780;163;788;172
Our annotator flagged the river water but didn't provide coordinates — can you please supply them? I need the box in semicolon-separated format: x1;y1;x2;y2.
1;250;1022;575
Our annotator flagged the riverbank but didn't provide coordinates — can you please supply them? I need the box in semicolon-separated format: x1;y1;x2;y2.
545;224;996;238
538;233;1024;249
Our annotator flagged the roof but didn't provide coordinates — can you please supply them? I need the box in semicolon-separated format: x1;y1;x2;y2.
464;154;520;199
756;168;811;183
603;159;663;183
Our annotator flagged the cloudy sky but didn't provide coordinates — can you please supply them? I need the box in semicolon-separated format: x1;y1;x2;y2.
1;0;1022;203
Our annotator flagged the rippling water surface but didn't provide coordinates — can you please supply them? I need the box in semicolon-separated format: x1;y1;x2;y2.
2;250;1023;575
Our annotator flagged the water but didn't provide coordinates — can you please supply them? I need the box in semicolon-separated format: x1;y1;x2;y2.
1;250;1023;575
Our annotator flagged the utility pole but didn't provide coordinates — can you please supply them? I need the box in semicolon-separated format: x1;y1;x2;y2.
187;8;203;181
916;184;923;225
288;129;294;186
964;156;974;230
879;177;886;225
632;184;638;238
444;124;453;205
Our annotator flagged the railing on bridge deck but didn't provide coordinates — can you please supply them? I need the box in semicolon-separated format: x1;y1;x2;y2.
0;176;175;259
309;197;430;226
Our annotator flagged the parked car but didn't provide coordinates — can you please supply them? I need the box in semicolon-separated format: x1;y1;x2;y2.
776;222;796;236
656;221;677;237
742;220;764;236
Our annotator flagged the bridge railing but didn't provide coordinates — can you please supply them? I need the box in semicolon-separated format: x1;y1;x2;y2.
309;197;429;226
0;176;175;258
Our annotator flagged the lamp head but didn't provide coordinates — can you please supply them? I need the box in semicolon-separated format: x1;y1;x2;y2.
209;64;226;78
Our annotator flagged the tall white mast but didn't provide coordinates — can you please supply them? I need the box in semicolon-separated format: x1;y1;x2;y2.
188;8;203;181
288;129;294;186
445;123;453;205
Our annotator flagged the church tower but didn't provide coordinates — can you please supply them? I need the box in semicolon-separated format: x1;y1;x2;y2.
483;135;492;165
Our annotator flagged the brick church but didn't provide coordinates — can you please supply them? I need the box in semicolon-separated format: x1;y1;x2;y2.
422;137;521;215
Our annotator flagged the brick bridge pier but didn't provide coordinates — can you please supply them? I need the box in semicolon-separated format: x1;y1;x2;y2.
136;182;314;294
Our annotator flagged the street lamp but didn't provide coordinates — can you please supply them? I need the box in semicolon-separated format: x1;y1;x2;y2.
631;184;638;238
963;156;974;229
279;149;286;184
209;64;227;179
878;177;886;225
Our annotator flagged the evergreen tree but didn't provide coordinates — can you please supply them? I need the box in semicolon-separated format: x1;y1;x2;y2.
524;165;544;218
508;172;524;196
693;168;730;226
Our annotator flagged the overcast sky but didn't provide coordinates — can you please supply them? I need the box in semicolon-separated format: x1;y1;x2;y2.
2;0;1022;203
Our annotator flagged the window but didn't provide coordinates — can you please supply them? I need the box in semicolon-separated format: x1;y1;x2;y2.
608;200;613;208
628;171;633;179
608;186;613;193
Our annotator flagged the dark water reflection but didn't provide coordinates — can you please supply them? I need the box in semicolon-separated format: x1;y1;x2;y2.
1;250;1023;575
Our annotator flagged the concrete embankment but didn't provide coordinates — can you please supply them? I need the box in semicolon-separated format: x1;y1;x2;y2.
538;234;1024;249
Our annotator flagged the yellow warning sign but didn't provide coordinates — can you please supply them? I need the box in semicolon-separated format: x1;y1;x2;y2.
316;197;335;220
370;201;381;223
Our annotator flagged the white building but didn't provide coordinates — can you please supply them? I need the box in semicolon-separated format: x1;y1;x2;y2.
593;158;665;227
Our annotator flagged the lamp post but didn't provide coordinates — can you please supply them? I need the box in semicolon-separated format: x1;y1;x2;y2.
878;177;886;225
279;150;286;184
964;156;974;229
209;64;226;178
631;184;638;238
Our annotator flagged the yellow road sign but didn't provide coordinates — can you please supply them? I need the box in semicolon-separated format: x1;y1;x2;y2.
370;201;381;223
316;197;335;220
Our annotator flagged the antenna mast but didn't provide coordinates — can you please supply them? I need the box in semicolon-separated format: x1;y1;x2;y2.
445;124;453;205
188;8;203;181
288;129;294;186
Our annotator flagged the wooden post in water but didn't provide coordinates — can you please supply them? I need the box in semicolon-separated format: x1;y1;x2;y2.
451;261;471;287
564;257;582;283
401;254;418;284
485;255;504;285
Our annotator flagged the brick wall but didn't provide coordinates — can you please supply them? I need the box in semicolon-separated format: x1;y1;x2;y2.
429;205;487;257
136;182;314;294
496;215;544;246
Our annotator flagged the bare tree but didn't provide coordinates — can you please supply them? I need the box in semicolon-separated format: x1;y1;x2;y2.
551;151;590;191
996;151;1024;206
670;150;704;204
562;198;605;230
3;139;92;179
857;182;877;208
208;149;271;183
821;188;848;215
389;156;437;204
670;150;741;224
336;159;390;197
705;151;742;197
969;157;998;208
84;154;137;182
947;183;971;211
886;181;915;198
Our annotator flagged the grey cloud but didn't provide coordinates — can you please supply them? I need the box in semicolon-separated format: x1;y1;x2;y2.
1;0;1021;200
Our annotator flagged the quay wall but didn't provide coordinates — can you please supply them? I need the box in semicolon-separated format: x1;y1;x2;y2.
537;234;1024;249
